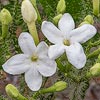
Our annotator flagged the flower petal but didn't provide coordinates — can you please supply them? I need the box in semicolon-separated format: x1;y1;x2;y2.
41;21;63;44
18;32;36;55
25;65;42;91
58;13;75;36
70;24;97;43
37;58;57;77
48;44;65;59
36;41;48;58
65;43;86;69
2;54;31;75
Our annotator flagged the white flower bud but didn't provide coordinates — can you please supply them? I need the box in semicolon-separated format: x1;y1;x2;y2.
21;0;37;23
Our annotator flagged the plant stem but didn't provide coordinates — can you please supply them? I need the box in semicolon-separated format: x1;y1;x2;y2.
2;24;9;39
27;22;39;45
87;48;100;59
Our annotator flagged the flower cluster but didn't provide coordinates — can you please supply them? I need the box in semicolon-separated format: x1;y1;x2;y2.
2;11;97;91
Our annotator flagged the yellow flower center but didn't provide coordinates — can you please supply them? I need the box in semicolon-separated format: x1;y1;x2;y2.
63;39;70;46
31;55;38;61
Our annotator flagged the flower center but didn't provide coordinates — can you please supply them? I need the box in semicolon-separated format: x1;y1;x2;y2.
31;55;38;62
63;39;70;46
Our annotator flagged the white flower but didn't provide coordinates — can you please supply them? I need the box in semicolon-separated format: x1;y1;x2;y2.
41;13;97;69
2;32;57;91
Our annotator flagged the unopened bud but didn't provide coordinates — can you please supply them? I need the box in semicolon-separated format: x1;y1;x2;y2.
33;81;67;99
6;84;27;100
79;15;94;27
41;81;67;93
53;14;62;25
54;81;67;92
0;8;12;38
21;0;37;23
84;15;94;24
93;0;99;16
0;8;12;25
57;0;66;14
6;84;19;98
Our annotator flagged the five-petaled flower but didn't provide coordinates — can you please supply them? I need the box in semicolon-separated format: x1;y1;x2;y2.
41;13;97;69
2;32;57;91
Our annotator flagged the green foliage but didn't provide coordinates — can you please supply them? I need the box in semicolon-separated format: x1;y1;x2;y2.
39;0;58;20
39;0;92;24
0;95;8;100
0;0;100;100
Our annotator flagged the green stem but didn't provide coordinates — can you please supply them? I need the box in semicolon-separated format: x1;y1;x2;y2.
27;22;39;45
33;86;55;99
85;40;100;54
91;40;100;47
33;81;67;99
32;91;40;99
87;48;100;59
56;59;65;72
14;94;28;100
2;24;9;39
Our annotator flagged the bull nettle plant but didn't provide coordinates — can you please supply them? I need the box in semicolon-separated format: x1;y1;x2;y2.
0;0;100;100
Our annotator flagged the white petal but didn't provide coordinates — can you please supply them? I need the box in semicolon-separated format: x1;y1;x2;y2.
58;13;75;36
66;43;86;69
2;54;31;75
25;65;42;91
70;24;97;43
18;32;36;55
41;21;63;44
48;44;65;59
37;58;57;77
36;41;48;58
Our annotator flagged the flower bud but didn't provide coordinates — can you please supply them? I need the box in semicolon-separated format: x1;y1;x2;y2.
84;15;94;25
53;14;62;25
6;84;19;98
6;84;27;100
79;15;94;27
41;81;67;93
57;0;66;14
93;0;99;16
0;9;12;38
33;81;67;98
90;63;100;77
21;0;37;23
0;8;12;25
54;81;67;92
